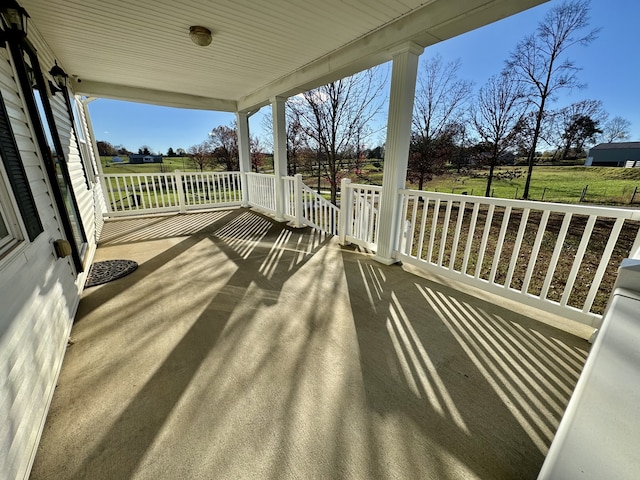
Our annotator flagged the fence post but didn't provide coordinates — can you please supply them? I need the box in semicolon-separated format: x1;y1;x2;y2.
339;178;352;245
293;174;304;228
240;172;249;207
175;170;187;213
580;184;588;203
541;187;548;202
630;186;638;205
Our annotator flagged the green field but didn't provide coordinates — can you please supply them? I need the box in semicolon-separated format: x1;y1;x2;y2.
409;166;640;206
100;157;640;206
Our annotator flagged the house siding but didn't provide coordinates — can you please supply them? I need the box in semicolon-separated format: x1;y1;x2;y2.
0;27;101;480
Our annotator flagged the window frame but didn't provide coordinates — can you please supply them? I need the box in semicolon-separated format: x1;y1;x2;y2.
0;88;43;263
5;37;86;272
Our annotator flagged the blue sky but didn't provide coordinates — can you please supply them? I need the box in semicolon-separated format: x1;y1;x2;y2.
88;0;640;154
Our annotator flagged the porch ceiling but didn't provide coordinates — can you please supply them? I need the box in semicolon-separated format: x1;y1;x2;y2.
20;0;545;112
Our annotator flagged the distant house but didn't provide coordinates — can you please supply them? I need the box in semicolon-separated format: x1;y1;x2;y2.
111;156;123;163
585;142;640;167
129;154;163;164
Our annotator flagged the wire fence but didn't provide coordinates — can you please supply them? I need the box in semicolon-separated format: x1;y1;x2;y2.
442;184;640;206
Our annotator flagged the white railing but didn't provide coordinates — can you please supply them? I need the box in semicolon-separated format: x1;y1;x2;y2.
300;181;339;235
282;174;338;234
396;189;640;327
102;172;180;215
339;179;382;250
181;172;242;209
246;172;276;214
283;175;297;221
102;171;242;216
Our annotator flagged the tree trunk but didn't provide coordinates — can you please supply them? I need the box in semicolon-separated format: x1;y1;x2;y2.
523;105;545;200
485;161;496;197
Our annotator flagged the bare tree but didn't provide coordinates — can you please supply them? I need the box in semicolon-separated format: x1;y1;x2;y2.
410;54;472;189
506;0;598;199
187;142;212;171
285;109;308;175
250;135;265;173
472;72;527;196
290;68;385;204
209;123;239;171
601;116;632;143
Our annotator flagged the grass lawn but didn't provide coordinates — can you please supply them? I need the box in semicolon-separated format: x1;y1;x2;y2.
419;166;640;206
349;164;640;206
100;157;640;207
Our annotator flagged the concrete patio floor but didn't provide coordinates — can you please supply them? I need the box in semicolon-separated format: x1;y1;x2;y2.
30;209;593;480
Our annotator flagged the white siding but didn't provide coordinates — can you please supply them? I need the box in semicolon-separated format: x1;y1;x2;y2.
0;28;99;480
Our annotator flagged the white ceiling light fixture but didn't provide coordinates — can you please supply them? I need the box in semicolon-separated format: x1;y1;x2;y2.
189;26;212;46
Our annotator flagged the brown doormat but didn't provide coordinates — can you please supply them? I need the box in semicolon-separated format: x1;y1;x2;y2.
85;260;138;287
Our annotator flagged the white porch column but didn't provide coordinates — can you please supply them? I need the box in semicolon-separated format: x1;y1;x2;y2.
236;111;251;207
373;43;423;265
271;96;287;221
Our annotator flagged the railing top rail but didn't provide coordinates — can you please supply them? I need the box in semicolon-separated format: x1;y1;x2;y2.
246;172;274;178
399;188;640;220
103;172;175;178
349;183;383;192
183;171;241;176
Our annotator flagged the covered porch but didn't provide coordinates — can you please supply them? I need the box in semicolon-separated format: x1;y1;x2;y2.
30;210;591;479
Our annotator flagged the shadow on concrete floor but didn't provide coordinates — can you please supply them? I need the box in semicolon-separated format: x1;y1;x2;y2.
30;209;589;480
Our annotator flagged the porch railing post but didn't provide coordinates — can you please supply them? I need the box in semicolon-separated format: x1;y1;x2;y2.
241;172;249;207
99;175;113;214
175;170;187;213
373;43;423;264
236;111;251;208
271;96;287;222
294;173;304;228
339;178;352;245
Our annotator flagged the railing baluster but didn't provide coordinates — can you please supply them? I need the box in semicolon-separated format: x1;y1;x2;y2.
122;176;132;211
462;202;480;275
449;200;466;270
541;213;573;300
489;206;512;285
428;198;440;264
560;215;598;307
582;217;625;313
522;210;550;295
475;203;495;279
417;195;429;261
505;208;530;289
438;200;453;267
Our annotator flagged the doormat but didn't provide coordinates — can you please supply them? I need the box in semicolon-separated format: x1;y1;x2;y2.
85;260;138;288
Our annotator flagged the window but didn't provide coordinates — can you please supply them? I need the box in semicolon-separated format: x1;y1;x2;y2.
0;172;20;256
5;36;86;271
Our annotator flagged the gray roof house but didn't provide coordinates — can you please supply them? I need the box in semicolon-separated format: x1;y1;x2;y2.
2;1;640;480
585;142;640;167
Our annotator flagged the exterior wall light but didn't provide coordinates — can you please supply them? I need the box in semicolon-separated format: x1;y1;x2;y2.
0;0;29;39
189;26;212;46
48;61;68;95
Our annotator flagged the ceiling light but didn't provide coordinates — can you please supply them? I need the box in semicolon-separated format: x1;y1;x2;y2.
189;26;212;47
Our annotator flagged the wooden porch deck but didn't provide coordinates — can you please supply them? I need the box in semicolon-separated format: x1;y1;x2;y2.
30;209;591;480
